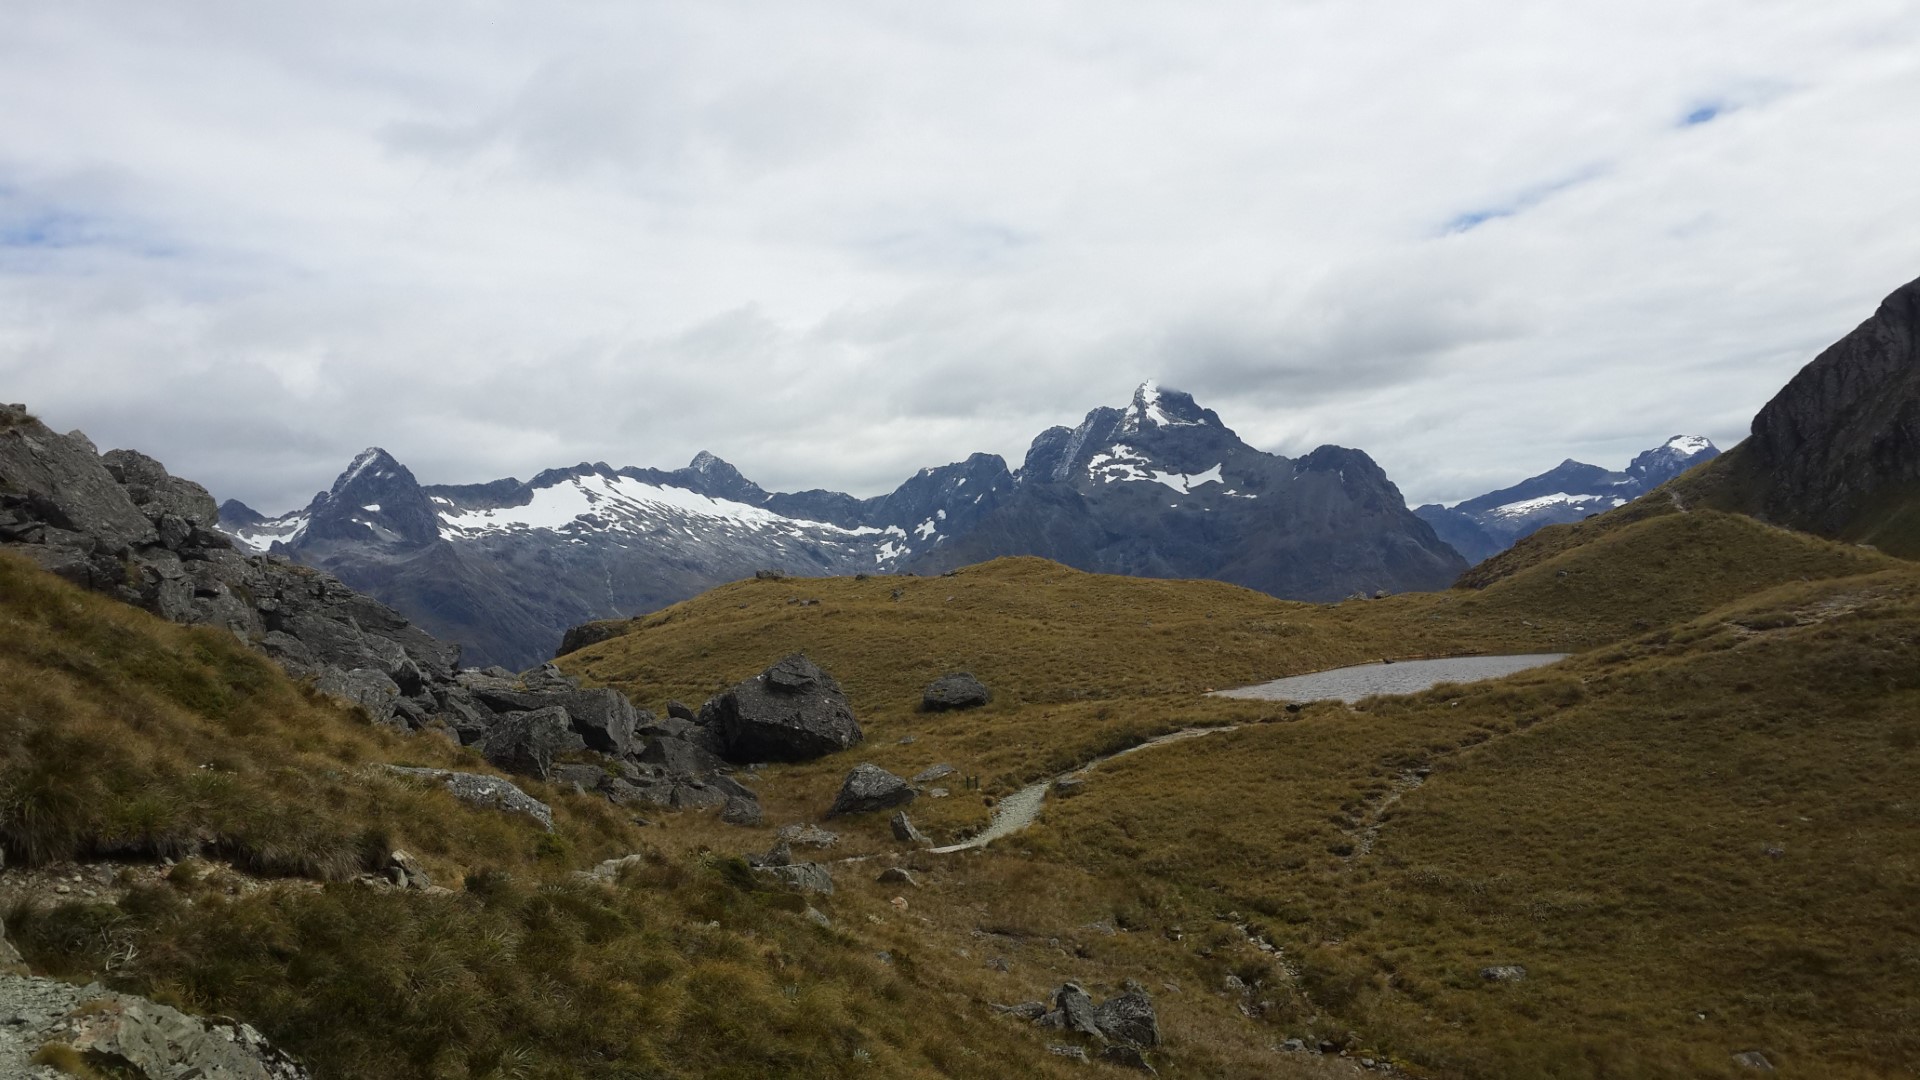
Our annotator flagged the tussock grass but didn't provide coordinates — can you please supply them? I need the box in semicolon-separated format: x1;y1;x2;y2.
560;518;1917;1077
0;553;1160;1079
1044;567;1920;1077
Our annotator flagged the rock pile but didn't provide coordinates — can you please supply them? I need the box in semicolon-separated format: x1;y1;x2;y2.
1001;981;1160;1072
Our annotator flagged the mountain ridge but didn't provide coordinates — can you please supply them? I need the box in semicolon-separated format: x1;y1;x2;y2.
1414;434;1720;563
219;382;1464;667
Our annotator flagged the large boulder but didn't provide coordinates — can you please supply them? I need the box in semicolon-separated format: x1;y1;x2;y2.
101;448;221;527
636;734;724;777
702;654;863;763
922;672;992;711
481;705;584;780
1093;985;1160;1047
476;686;638;757
0;407;157;556
315;667;405;730
556;618;628;657
826;763;916;818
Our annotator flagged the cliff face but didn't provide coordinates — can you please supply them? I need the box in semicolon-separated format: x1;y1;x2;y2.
1746;276;1920;548
1679;276;1920;557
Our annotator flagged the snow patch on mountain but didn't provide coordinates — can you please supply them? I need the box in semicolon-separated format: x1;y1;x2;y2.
437;473;873;540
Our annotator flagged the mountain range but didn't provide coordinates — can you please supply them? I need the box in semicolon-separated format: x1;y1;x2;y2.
218;382;1468;668
1413;434;1721;564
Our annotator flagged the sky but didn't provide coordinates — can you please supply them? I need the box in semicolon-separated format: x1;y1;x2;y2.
3;1;1917;513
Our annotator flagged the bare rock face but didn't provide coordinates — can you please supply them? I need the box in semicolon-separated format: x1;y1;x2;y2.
700;654;863;763
1735;274;1920;553
0;974;311;1079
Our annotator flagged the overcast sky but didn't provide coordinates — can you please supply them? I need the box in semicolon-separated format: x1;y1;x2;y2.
3;1;1917;512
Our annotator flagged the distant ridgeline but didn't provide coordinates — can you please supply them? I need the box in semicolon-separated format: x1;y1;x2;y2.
218;383;1466;668
1415;435;1721;565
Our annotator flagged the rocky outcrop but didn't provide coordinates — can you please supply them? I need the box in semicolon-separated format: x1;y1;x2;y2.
385;768;555;831
0;407;759;829
555;618;628;657
922;673;991;711
1022;981;1160;1069
699;654;864;762
826;764;916;818
0;973;310;1079
1706;274;1920;556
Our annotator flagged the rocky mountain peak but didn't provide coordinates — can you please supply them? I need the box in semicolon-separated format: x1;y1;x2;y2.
217;498;265;528
673;451;768;504
1119;380;1216;433
1625;435;1719;485
302;448;440;548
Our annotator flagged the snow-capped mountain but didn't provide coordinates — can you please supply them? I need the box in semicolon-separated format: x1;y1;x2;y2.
220;382;1463;668
1413;435;1721;564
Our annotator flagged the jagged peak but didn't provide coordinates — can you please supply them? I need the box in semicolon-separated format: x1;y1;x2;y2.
331;447;408;495
689;450;728;473
1120;380;1211;432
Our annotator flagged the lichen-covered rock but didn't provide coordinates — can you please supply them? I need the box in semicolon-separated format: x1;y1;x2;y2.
0;973;312;1079
756;862;835;895
1093;985;1160;1047
385;766;553;831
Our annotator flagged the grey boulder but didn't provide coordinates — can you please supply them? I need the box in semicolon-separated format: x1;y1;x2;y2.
481;705;584;781
756;862;835;895
922;672;991;711
826;763;915;818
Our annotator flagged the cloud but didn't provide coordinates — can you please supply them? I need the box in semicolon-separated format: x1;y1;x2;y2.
1;0;1917;513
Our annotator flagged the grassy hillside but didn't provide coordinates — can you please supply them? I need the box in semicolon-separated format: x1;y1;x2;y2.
1042;566;1920;1077
0;551;1181;1080
556;516;1917;1078
6;498;1911;1078
564;516;1896;838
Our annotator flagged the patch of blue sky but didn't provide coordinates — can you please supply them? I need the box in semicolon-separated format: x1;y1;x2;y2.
0;211;94;249
1682;102;1723;126
1442;163;1607;235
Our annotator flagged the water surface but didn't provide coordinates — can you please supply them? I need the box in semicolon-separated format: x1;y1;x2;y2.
1213;654;1570;704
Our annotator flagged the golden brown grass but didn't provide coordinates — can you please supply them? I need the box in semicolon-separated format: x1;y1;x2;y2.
556;513;1918;1078
4;551;1325;1079
1041;567;1920;1077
